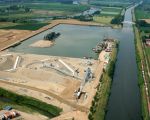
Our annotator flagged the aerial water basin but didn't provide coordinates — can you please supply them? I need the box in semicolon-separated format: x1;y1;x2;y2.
9;24;121;59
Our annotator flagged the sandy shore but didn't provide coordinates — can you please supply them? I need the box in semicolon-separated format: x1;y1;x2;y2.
30;40;54;48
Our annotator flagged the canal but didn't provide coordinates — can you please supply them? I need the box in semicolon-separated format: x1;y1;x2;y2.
105;5;141;120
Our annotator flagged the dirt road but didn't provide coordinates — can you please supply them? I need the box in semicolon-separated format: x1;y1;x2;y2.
0;80;88;112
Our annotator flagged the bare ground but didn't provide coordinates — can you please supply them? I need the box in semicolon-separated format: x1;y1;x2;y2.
30;40;54;48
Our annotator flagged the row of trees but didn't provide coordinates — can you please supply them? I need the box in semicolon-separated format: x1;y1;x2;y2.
88;42;118;120
136;20;150;27
0;17;37;23
73;15;93;21
0;5;31;14
111;15;124;24
136;20;150;33
0;88;62;118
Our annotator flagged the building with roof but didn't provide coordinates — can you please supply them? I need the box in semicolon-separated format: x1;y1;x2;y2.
145;39;150;46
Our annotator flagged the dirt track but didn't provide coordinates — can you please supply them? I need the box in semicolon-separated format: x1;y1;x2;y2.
0;30;30;50
0;80;88;112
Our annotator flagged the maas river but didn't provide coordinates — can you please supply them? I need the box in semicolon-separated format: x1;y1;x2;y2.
105;5;141;120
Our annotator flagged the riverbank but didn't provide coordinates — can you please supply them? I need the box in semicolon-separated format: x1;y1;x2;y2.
133;8;150;120
88;41;118;120
133;24;150;120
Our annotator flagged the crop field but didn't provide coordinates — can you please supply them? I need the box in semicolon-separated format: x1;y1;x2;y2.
100;7;122;16
0;23;49;30
24;3;89;13
93;16;114;24
0;22;18;28
0;2;90;20
135;4;150;33
0;2;89;17
0;2;90;29
92;6;122;25
139;27;150;33
135;4;150;20
90;0;132;7
135;10;150;20
145;47;150;69
101;7;122;12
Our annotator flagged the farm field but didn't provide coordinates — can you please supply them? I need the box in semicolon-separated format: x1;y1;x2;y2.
135;3;150;68
100;7;122;16
0;22;18;28
90;0;132;7
101;7;122;12
0;2;89;18
24;3;89;13
93;16;114;24
145;47;150;69
0;2;90;30
134;2;150;119
0;22;49;30
92;6;123;25
135;10;150;20
135;3;150;20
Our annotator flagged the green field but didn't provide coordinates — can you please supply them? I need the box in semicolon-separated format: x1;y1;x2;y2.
93;16;114;24
24;3;89;13
0;100;40;115
135;3;150;71
0;2;90;29
101;7;122;16
0;2;89;18
135;3;150;20
101;7;122;12
140;27;150;33
134;3;150;118
135;10;150;20
134;26;150;120
145;47;150;70
0;88;62;118
92;6;123;25
100;7;122;16
0;23;49;30
0;22;18;28
90;0;132;7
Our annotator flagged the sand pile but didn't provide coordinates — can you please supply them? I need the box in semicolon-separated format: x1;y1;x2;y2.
30;40;54;48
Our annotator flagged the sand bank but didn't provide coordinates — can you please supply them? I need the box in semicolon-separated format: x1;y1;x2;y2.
30;40;54;48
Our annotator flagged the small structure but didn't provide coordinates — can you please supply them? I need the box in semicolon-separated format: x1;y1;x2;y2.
73;0;79;5
145;39;150;46
75;85;83;99
84;68;92;83
1;111;20;120
83;7;100;16
3;106;12;111
0;115;5;120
